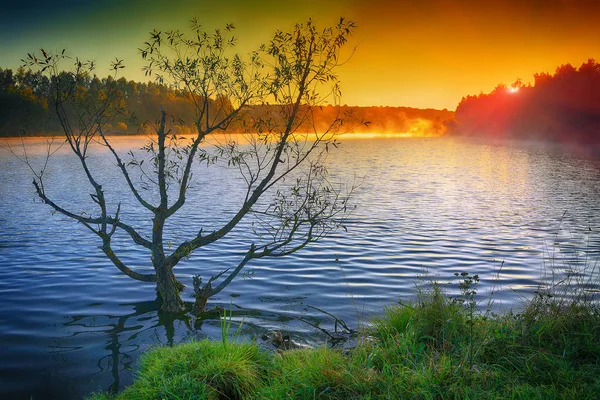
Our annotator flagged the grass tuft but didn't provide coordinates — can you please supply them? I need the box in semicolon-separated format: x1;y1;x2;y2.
257;347;378;399
97;340;267;400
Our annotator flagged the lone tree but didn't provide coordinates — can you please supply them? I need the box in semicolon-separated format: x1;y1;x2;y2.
22;18;358;314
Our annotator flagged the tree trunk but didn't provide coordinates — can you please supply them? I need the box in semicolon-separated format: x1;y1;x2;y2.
155;264;185;313
192;275;212;316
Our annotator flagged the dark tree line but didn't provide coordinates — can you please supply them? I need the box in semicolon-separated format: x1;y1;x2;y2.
0;66;453;137
0;66;204;136
453;59;600;145
0;67;50;135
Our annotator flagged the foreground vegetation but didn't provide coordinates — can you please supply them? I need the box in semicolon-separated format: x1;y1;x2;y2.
88;271;600;400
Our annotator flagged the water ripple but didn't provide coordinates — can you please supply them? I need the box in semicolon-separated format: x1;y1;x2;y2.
1;136;599;398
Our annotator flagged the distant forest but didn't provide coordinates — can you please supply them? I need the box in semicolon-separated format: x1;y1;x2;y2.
0;66;453;137
453;59;600;145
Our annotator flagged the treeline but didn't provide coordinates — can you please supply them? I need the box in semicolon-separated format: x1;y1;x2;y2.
453;59;600;145
0;66;453;137
246;104;454;136
0;67;199;137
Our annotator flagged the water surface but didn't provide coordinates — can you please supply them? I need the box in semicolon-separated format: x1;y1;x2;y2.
1;136;599;399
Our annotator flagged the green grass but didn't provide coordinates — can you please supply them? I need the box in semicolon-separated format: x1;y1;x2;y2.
88;340;268;400
88;276;600;400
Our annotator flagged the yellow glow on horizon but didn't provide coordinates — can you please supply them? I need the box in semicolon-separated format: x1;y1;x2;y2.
338;132;414;140
339;118;447;139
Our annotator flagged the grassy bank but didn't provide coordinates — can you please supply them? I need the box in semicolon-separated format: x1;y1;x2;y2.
88;271;600;400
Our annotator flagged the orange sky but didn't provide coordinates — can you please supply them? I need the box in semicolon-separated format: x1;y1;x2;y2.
2;0;599;110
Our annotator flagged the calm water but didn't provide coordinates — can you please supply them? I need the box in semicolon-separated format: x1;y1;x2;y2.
1;136;599;399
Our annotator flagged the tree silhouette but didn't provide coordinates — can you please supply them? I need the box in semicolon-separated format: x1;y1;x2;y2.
21;18;358;314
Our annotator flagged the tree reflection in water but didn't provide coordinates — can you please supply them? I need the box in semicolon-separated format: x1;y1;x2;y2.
52;299;196;396
47;297;335;398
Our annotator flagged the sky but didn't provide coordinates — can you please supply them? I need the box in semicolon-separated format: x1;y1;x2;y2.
2;0;600;110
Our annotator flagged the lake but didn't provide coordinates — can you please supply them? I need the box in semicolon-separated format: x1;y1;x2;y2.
1;135;599;399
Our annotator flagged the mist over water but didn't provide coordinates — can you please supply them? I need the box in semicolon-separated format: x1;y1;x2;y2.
1;136;599;399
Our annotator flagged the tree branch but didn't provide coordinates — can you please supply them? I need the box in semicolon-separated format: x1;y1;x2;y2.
98;129;155;211
100;240;157;282
33;180;152;249
166;97;251;218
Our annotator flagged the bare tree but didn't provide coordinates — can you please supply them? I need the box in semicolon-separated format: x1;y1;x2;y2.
22;18;359;314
